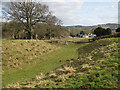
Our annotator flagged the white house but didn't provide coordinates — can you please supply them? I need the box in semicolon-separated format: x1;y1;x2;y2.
83;35;89;38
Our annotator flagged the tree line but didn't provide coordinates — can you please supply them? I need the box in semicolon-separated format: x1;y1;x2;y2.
2;22;69;40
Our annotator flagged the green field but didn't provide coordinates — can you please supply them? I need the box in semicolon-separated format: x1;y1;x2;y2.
2;38;120;88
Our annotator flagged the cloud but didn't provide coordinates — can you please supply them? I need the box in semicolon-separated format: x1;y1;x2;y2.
111;5;115;8
41;0;66;2
94;8;100;11
84;0;119;2
99;14;118;23
1;0;118;25
94;3;116;12
41;0;83;2
106;4;116;9
41;0;119;2
42;1;84;25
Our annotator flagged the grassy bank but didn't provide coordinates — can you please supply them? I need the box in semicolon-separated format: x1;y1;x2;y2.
2;39;88;87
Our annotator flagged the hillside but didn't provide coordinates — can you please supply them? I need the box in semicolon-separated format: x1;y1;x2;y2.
66;23;118;31
4;38;119;88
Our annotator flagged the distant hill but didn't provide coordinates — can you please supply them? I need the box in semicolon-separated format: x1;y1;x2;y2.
66;23;118;31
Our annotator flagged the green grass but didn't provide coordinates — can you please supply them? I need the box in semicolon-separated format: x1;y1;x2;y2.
3;38;120;88
2;39;88;87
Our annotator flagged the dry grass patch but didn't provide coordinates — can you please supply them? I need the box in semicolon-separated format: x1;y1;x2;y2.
37;80;54;87
57;73;72;80
48;71;57;78
82;64;92;69
35;73;46;80
58;66;76;73
5;83;20;88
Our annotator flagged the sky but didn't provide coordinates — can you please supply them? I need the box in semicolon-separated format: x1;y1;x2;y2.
0;0;119;26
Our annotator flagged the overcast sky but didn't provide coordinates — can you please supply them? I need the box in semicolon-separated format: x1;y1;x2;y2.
42;0;119;26
1;0;119;26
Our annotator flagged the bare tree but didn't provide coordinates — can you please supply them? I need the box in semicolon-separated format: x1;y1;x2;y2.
2;1;62;39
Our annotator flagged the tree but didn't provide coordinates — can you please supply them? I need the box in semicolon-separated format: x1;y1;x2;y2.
80;31;85;35
2;1;62;39
116;28;120;32
2;21;24;39
94;27;104;36
94;27;112;36
105;28;112;35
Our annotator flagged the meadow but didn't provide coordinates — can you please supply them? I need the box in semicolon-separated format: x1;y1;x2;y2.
2;37;119;88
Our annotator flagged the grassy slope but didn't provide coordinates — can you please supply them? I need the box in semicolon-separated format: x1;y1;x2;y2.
6;38;119;88
42;38;119;88
2;40;58;70
61;38;119;88
2;39;88;87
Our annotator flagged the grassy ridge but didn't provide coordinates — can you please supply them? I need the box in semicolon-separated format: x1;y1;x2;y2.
2;40;59;70
2;39;87;87
41;38;119;88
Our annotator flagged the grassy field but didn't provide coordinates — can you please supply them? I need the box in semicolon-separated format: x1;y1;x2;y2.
2;38;88;87
2;38;120;88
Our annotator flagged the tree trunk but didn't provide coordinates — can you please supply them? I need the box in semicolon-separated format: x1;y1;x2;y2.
12;33;15;39
26;31;31;39
31;35;33;39
49;29;52;39
36;34;38;40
